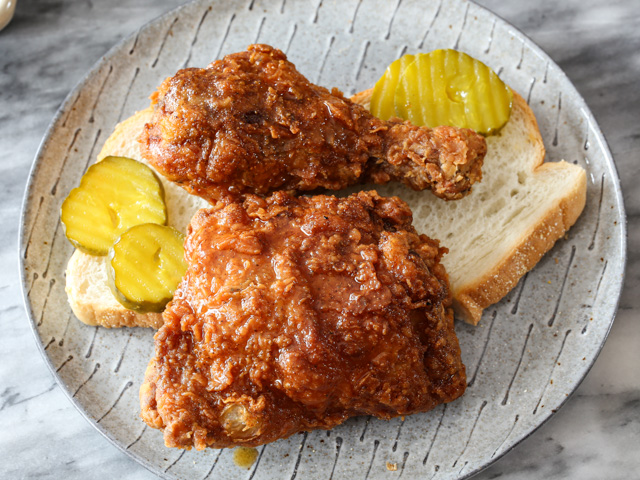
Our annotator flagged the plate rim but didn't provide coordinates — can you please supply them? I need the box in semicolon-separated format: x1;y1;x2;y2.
18;0;627;478
457;1;628;476
17;2;198;478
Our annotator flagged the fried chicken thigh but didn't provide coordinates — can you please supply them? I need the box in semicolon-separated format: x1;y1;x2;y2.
141;44;486;203
140;191;466;449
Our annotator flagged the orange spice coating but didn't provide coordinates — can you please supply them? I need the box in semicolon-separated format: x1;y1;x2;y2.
141;44;486;203
140;191;466;449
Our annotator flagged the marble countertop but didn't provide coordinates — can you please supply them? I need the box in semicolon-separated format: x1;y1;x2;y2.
1;0;638;478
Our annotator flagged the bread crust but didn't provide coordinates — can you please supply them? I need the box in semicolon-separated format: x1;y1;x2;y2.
65;250;163;328
448;93;586;324
351;90;587;325
453;164;586;323
97;107;154;162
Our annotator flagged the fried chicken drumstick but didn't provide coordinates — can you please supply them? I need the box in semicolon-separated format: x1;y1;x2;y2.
140;191;466;449
141;44;486;202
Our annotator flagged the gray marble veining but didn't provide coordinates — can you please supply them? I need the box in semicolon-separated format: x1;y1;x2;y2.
1;0;638;479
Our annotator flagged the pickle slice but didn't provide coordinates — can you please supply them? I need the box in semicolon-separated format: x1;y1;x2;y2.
108;223;187;313
394;49;513;135
370;54;415;121
61;156;167;255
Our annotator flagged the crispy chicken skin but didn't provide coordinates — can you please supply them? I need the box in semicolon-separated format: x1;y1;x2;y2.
140;191;466;449
141;44;486;202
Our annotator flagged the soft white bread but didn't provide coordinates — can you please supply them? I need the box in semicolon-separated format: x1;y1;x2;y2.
353;89;587;324
64;108;208;328
66;88;586;328
65;251;163;328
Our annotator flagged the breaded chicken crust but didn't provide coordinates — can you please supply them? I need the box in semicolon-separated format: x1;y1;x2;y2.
141;44;486;203
140;191;466;449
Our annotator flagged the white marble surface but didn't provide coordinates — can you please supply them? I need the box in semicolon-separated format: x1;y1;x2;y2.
1;0;638;478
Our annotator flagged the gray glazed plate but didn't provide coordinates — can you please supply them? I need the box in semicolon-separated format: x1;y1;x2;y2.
20;0;626;479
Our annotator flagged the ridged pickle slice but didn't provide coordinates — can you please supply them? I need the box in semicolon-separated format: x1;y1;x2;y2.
108;223;187;313
393;49;513;135
369;54;415;121
61;156;167;255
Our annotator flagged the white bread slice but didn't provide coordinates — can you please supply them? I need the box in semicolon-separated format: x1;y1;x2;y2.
66;88;586;328
353;89;586;324
64;108;208;328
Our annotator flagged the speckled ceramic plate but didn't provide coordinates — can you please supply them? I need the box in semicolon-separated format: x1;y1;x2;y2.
20;0;626;479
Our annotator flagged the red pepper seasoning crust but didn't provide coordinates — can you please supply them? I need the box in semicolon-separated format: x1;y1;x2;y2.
140;191;466;449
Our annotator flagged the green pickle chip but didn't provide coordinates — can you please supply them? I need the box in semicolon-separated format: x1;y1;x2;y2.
60;156;167;255
108;223;187;313
370;54;415;121
371;49;512;135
